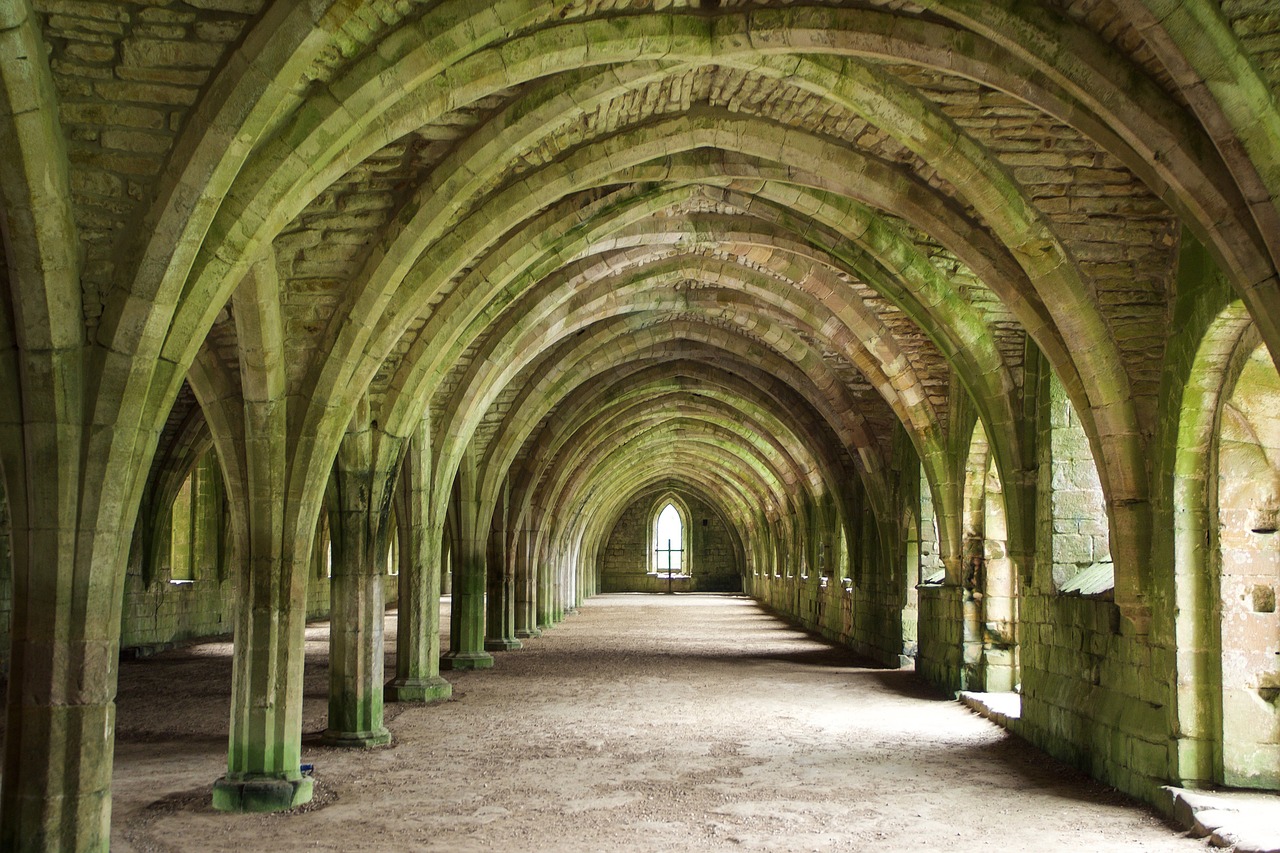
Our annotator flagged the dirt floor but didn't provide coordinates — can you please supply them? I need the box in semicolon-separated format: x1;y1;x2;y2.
105;593;1207;852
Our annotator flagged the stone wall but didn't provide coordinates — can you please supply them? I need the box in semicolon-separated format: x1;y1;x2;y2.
1001;363;1172;802
598;489;741;593
746;571;908;669
1014;593;1173;802
118;514;397;654
916;585;964;692
745;514;911;670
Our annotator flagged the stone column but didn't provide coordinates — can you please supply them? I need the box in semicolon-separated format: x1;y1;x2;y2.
441;536;494;669
484;490;521;651
514;526;541;639
535;525;556;630
0;475;125;848
213;413;312;810
552;540;568;621
386;423;451;702
214;261;313;813
321;406;391;747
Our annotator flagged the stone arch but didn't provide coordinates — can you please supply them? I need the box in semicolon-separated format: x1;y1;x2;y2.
1216;340;1280;788
1178;306;1280;789
563;448;765;592
435;315;872;530
960;421;1019;692
1172;299;1255;785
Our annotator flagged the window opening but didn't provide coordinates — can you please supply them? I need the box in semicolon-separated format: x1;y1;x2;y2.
1048;372;1114;594
654;503;683;575
919;464;945;585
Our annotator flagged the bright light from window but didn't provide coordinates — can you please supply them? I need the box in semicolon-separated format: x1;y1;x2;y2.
655;503;682;572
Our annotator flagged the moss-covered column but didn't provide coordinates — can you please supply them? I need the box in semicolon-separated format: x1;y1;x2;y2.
551;539;567;623
0;6;131;843
442;537;493;669
214;261;312;813
442;460;493;670
386;421;451;702
514;526;541;639
535;524;556;629
484;484;520;651
1;431;125;849
322;402;392;747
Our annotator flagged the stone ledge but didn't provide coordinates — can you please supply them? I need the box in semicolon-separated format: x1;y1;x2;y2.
1162;786;1280;852
958;690;1023;729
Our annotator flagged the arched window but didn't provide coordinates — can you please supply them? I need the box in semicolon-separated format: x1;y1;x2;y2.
653;502;685;576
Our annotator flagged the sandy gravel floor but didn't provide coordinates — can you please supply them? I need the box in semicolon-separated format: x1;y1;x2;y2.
106;593;1206;852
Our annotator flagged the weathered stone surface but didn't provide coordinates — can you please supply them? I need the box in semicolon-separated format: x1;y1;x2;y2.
6;1;1280;847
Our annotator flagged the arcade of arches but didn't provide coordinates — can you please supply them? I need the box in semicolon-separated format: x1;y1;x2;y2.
2;0;1280;848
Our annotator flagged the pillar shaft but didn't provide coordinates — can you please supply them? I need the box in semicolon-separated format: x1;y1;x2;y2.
536;534;555;629
220;549;310;788
442;541;493;670
325;551;390;745
322;410;392;747
387;427;451;702
484;524;521;651
514;528;541;638
214;258;314;812
1;522;121;850
215;398;313;811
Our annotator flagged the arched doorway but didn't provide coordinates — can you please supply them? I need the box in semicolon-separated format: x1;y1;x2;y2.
1216;340;1280;787
1177;307;1280;789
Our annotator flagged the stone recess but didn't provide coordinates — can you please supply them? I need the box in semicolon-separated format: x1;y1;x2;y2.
2;1;1280;850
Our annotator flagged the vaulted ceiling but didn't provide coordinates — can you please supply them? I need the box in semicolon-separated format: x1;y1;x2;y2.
5;0;1279;577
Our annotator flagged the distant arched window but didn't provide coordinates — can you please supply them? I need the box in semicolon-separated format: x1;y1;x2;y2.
652;502;685;576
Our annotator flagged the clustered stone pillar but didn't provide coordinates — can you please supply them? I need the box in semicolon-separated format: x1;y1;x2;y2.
485;485;521;651
0;482;123;849
386;420;452;702
442;537;494;670
322;403;392;748
442;459;494;670
214;262;313;813
514;526;541;639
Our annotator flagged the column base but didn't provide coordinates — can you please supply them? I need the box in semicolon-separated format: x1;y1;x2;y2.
385;676;452;703
515;628;542;639
440;651;494;671
213;774;314;813
484;637;523;651
320;727;392;748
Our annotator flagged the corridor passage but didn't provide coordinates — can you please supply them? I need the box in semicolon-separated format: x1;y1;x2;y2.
110;595;1198;852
